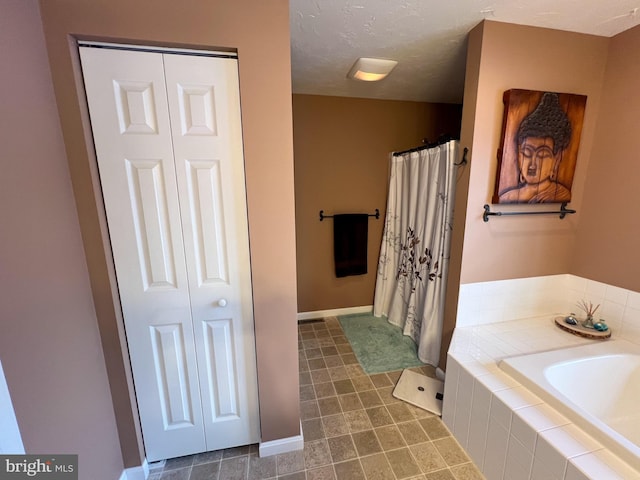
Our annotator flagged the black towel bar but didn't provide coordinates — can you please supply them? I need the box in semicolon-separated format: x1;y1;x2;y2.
483;203;576;222
319;209;380;221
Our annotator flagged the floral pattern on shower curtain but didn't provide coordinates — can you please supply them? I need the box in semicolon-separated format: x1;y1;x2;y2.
373;140;458;366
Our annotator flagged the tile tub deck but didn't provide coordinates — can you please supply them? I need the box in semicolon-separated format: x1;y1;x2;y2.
442;316;640;480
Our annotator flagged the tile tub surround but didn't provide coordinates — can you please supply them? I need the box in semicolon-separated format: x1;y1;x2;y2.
443;315;640;479
456;274;640;335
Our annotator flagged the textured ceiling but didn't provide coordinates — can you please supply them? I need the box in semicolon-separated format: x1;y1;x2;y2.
290;0;640;104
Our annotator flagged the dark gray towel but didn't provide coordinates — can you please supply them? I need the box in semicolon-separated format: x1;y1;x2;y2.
333;214;368;277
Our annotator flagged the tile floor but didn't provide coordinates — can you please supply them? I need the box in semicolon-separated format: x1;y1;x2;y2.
147;317;484;480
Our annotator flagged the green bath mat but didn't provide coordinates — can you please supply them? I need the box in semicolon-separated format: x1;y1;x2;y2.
338;313;425;374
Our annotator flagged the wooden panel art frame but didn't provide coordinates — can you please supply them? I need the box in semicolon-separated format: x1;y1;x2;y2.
493;89;587;204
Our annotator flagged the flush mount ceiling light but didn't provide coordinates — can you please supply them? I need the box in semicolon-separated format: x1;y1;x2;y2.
347;57;398;82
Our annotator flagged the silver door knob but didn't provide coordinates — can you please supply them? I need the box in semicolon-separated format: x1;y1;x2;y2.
217;298;228;307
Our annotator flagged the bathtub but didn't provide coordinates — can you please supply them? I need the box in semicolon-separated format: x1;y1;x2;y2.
499;339;640;471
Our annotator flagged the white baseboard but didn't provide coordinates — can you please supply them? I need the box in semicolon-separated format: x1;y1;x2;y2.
297;305;372;321
259;423;304;457
120;458;149;480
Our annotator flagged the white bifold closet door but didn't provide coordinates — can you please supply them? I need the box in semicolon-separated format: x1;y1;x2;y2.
79;46;259;462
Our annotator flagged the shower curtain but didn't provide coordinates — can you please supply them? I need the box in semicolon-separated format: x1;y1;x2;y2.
373;140;458;366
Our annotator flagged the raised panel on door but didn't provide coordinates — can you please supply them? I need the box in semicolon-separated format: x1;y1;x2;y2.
163;54;259;449
79;46;206;461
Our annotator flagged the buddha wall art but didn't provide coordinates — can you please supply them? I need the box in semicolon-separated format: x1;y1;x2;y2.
493;89;587;204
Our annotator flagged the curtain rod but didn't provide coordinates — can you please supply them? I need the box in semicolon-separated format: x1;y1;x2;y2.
393;144;469;167
392;135;458;157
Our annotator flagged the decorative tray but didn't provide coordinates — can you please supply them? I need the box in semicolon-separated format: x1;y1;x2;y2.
554;316;611;340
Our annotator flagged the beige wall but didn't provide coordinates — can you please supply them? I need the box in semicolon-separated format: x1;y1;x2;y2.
0;2;124;479
441;21;612;367
458;21;609;285
293;95;462;313
38;0;298;466
448;21;640;365
571;25;640;291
